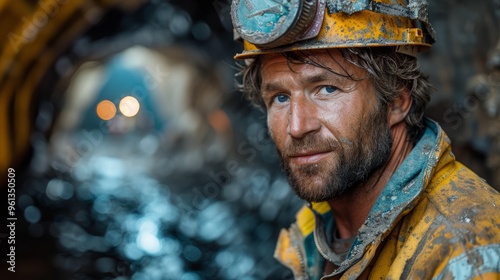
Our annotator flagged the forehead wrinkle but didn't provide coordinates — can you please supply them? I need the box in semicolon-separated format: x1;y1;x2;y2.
261;68;301;94
298;67;353;90
260;52;362;94
262;68;352;96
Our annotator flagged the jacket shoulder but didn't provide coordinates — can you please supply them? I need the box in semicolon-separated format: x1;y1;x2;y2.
404;162;500;278
425;161;500;222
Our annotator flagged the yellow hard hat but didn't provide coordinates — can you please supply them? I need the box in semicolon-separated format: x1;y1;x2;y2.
231;0;436;59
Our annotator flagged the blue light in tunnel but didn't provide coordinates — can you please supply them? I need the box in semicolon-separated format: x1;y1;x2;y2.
183;245;202;262
104;229;123;247
124;242;143;260
46;179;74;200
24;205;42;223
181;272;202;280
136;218;162;255
136;231;162;255
93;196;112;214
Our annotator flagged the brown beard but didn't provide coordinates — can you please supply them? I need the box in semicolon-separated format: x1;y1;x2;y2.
276;106;393;202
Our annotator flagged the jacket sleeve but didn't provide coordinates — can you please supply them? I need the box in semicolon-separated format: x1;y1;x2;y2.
432;244;500;280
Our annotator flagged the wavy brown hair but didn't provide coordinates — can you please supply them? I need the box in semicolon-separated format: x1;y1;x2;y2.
236;47;433;142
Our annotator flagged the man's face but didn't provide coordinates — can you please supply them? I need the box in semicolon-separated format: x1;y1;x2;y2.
260;50;393;202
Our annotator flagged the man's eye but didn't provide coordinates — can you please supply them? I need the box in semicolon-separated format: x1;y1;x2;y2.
274;94;289;103
320;86;338;94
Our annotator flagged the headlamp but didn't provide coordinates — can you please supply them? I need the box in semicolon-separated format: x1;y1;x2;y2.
231;0;325;48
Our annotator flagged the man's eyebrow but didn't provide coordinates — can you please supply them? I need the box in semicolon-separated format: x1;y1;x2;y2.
303;73;331;84
262;82;282;93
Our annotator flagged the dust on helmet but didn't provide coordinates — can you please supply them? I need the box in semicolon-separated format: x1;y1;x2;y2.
231;0;436;59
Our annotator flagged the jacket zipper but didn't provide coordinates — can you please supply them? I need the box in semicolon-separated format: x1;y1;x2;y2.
289;223;310;280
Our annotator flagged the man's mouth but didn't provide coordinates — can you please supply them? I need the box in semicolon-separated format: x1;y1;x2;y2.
288;151;332;165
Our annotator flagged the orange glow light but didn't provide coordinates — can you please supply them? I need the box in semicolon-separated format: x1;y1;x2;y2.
96;100;117;120
208;109;231;134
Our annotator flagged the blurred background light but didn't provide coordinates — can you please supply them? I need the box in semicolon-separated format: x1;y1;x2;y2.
208;109;231;134
24;205;42;223
96;99;117;120
46;179;75;200
183;245;202;262
119;96;141;117
136;231;162;255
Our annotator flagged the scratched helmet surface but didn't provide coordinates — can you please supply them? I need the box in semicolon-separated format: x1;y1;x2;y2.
231;0;436;59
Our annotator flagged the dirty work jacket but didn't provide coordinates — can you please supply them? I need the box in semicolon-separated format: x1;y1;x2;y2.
274;119;500;280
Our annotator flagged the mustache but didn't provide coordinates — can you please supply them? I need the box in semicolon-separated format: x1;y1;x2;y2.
282;135;338;157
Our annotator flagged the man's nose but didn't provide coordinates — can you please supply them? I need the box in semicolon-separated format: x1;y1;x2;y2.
287;97;321;139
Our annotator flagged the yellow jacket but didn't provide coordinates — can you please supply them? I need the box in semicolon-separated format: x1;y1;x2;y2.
274;119;500;279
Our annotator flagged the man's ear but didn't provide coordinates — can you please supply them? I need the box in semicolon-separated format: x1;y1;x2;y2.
388;89;412;127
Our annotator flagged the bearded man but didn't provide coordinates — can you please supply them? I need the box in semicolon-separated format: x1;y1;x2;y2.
231;0;500;279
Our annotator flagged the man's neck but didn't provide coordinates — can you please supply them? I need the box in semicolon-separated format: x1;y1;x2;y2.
327;122;414;239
